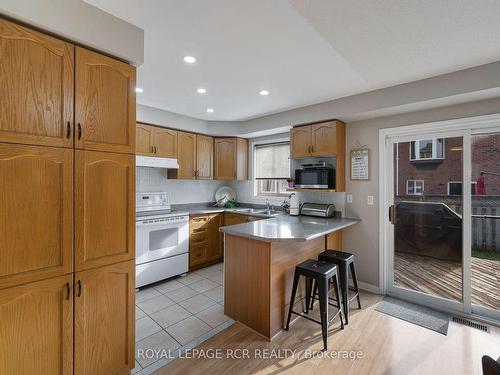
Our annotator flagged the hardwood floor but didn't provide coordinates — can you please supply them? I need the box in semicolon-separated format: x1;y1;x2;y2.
154;291;500;375
395;252;500;310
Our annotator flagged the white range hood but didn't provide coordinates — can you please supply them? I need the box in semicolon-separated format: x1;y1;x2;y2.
136;155;179;169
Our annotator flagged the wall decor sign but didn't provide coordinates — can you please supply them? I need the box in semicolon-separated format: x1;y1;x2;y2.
350;148;369;180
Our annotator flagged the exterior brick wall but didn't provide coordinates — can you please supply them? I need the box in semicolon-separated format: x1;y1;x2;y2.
396;134;500;196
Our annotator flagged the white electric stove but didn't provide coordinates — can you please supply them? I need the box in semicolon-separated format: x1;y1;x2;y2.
135;192;189;288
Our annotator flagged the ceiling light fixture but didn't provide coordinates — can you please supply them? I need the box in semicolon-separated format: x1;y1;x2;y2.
197;88;206;94
135;87;143;93
259;90;270;96
206;108;214;113
183;56;196;64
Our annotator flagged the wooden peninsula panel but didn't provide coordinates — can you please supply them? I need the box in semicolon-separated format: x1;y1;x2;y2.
224;234;326;340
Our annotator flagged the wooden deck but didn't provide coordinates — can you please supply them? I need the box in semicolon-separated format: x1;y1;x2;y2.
394;252;500;310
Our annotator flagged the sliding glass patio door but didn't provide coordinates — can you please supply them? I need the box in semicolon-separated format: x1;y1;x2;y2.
381;115;500;322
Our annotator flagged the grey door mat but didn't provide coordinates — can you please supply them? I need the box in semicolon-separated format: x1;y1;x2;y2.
375;296;450;335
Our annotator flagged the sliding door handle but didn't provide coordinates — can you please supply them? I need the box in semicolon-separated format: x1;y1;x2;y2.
388;205;396;224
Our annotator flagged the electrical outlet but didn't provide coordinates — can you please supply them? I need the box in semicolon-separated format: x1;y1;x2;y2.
367;195;374;205
346;194;353;203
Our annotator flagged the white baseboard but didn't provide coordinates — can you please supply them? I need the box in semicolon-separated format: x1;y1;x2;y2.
348;280;380;294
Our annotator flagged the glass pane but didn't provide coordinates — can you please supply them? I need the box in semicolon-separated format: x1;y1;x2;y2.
471;132;500;311
394;137;463;302
436;138;444;158
419;140;433;159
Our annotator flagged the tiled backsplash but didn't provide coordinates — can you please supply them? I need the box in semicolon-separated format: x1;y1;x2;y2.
136;167;226;204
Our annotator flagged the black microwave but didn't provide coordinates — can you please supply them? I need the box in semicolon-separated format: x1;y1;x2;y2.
295;163;335;189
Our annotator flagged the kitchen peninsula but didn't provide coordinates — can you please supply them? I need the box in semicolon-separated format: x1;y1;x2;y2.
220;215;360;340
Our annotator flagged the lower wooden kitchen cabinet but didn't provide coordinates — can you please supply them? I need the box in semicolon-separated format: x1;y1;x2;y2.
189;214;223;270
224;212;264;226
0;261;135;375
74;260;135;375
0;274;74;375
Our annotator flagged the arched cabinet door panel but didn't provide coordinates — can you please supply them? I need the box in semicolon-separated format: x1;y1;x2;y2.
0;143;73;289
75;47;136;154
0;18;74;148
0;274;73;374
75;150;135;271
74;261;134;375
290;126;311;158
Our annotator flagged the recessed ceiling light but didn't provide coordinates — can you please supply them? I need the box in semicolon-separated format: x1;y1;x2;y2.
206;108;214;113
259;90;270;96
183;56;196;64
135;87;143;93
197;88;207;94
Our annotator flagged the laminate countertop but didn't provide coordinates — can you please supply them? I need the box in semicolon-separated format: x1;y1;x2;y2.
219;215;360;242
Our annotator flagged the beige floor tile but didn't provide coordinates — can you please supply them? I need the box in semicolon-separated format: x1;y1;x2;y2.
204;272;223;284
166;316;212;345
154;279;184;294
135;316;162;342
162;286;199;302
195;265;221;276
203;286;223;303
176;273;204;285
195;304;230;328
136;287;162;303
136;306;147;320
179;294;217;314
135;331;180;368
137;295;176;315
188;278;219;293
149;304;192;328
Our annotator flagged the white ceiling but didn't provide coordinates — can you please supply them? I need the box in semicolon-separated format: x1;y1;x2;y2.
85;0;500;122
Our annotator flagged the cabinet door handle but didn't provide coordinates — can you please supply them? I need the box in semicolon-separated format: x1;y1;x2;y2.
77;280;82;297
78;123;82;140
65;282;70;300
311;145;314;153
66;122;71;139
154;146;157;154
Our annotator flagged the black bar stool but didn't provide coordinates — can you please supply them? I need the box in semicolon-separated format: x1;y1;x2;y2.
311;250;361;324
285;259;344;351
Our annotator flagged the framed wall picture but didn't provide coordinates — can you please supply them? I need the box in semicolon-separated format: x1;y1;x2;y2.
350;148;369;180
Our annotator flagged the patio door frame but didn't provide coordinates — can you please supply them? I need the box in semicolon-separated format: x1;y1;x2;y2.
379;113;500;322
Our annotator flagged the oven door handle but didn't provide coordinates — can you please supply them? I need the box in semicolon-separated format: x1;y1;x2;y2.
136;220;188;228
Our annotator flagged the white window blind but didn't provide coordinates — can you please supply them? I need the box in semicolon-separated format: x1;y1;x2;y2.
254;142;290;180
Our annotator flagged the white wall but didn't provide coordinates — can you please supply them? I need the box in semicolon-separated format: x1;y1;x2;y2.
0;0;144;65
137;104;208;134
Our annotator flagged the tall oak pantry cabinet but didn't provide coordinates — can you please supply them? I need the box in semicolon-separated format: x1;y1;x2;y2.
0;18;136;374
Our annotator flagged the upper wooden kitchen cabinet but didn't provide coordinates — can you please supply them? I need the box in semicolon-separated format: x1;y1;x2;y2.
214;137;248;180
196;134;214;179
75;150;135;271
154;127;178;158
0;143;73;289
291;120;345;158
74;260;134;375
0;274;73;375
136;123;178;158
177;131;197;179
0;18;74;148
136;123;155;156
75;47;136;154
